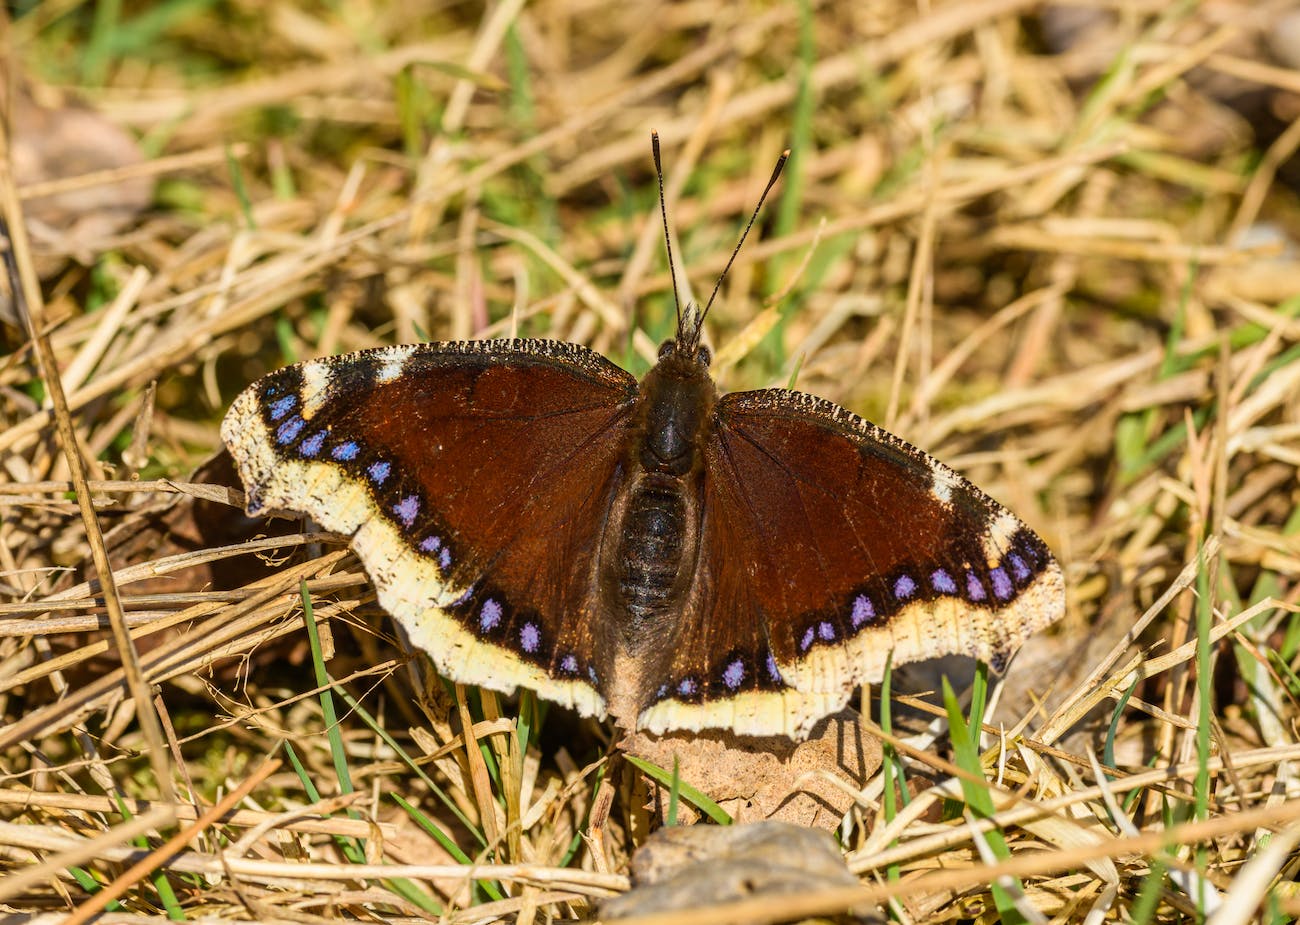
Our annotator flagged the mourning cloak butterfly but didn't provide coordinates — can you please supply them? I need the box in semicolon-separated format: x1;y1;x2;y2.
222;142;1064;739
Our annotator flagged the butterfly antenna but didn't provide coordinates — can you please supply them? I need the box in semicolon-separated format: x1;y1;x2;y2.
699;148;789;330
651;131;685;337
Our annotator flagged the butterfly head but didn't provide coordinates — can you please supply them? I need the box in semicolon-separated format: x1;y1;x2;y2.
664;303;711;368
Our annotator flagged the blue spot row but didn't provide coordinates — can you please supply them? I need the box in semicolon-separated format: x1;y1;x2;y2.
722;658;745;690
393;495;420;526
792;539;1047;658
269;394;297;421
799;619;840;653
990;567;1013;601
456;593;589;679
276;416;305;445
416;534;451;572
654;649;789;703
851;594;875;627
651;536;1051;703
479;598;502;631
299;431;326;457
931;568;957;594
266;398;466;585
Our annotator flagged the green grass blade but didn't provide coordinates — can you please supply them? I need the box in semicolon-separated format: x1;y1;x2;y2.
392;793;497;903
82;0;123;85
328;681;487;847
1129;857;1167;924
967;661;989;753
667;756;681;827
942;677;1025;924
67;867;126;911
299;582;354;799
112;792;187;918
624;754;732;825
225;145;257;230
1194;545;1213;914
1104;674;1141;776
879;654;904;892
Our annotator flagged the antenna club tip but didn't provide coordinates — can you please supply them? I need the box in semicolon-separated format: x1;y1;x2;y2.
781;148;792;157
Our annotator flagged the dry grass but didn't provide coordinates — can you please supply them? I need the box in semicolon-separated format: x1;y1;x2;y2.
2;0;1300;922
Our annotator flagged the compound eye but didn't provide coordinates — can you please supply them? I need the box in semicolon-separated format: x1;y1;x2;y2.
657;340;676;359
695;344;712;367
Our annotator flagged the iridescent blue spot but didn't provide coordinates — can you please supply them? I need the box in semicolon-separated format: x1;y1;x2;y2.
1008;553;1030;581
991;567;1014;601
723;659;745;690
931;568;957;594
766;652;783;683
800;626;816;652
392;495;420;527
520;622;540;653
439;547;452;571
450;585;474;607
851;594;875;627
560;654;579;674
967;570;986;602
656;683;669;700
894;574;917;600
677;678;697;697
276;416;304;445
299;431;326;457
479;599;502;632
269;395;297;421
588;665;598;684
332;441;359;461
818;621;836;642
420;535;441;554
368;461;391;485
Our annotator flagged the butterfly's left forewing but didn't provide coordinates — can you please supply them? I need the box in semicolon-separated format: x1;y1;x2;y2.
638;388;1065;738
222;340;639;718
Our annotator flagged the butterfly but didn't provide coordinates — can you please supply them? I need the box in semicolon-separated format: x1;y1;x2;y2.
221;140;1064;739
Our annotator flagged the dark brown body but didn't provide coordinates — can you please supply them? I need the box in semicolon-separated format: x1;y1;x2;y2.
601;345;716;648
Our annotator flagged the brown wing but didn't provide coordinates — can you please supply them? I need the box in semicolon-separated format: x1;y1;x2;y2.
638;388;1065;738
222;340;639;718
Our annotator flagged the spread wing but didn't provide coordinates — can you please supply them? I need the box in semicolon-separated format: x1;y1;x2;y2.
638;389;1065;738
222;340;639;718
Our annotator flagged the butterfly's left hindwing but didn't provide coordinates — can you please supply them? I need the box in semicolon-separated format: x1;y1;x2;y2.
638;388;1065;738
222;340;639;718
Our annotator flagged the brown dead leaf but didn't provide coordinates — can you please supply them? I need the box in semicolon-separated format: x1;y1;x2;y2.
623;709;880;829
